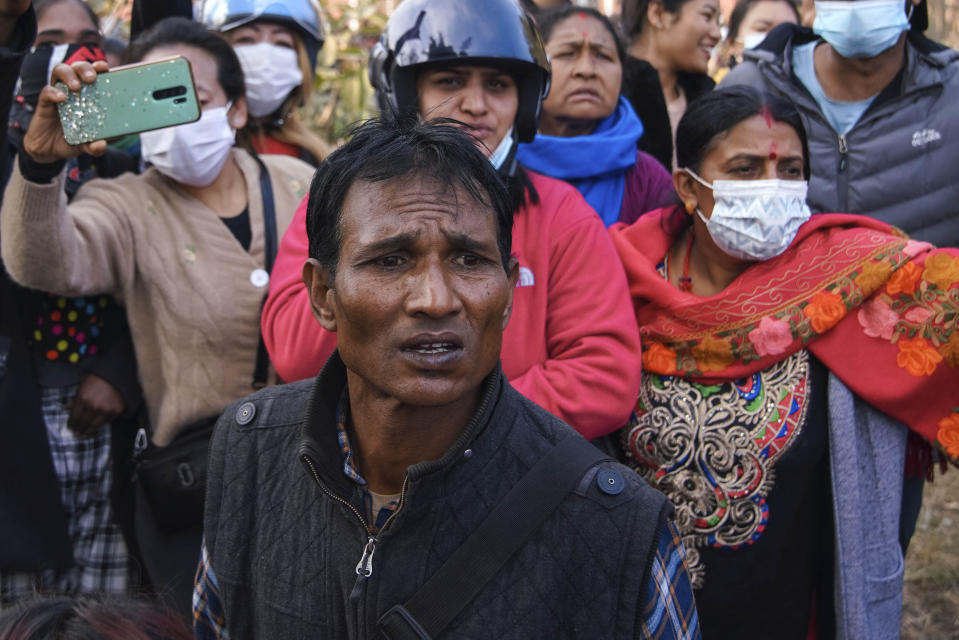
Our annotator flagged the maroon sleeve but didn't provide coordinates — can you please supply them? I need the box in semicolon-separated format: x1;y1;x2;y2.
619;151;676;226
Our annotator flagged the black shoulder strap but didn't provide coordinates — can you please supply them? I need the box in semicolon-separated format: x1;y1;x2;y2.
256;155;278;272
376;435;610;640
252;155;276;389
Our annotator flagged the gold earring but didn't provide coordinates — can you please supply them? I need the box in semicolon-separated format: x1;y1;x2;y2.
685;201;695;214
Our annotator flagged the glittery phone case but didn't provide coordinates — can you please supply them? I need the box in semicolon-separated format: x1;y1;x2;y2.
56;56;200;145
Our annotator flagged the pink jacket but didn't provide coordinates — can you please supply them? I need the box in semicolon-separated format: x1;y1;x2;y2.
261;171;641;438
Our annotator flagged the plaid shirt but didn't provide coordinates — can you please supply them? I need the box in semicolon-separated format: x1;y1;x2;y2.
335;398;400;530
193;399;700;639
642;519;700;639
1;383;129;603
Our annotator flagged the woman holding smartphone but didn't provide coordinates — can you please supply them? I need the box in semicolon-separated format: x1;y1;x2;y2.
0;17;313;613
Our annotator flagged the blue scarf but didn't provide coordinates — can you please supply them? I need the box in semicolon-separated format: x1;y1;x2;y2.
517;97;643;227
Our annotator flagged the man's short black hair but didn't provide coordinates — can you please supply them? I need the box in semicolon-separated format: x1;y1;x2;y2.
306;117;515;278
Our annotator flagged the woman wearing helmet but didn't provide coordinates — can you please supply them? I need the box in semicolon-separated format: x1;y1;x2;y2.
262;0;644;442
198;0;330;165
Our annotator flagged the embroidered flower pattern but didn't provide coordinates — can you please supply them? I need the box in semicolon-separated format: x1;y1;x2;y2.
747;316;793;357
938;413;959;458
902;240;932;258
650;245;957;393
885;261;923;296
922;253;959;290
940;333;959;368
802;291;848;334
896;336;944;376
850;249;959;379
903;307;934;324
855;259;893;293
643;239;959;464
643;342;678;375
858;297;899;340
691;335;735;372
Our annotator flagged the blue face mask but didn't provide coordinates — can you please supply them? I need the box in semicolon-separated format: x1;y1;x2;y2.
813;0;911;59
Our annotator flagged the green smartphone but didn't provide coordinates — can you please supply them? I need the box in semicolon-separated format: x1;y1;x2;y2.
56;56;200;145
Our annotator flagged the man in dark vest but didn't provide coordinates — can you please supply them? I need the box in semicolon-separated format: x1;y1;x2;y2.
193;117;700;640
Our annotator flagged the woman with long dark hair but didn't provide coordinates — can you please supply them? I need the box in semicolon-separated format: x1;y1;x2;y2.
621;0;720;169
611;85;959;638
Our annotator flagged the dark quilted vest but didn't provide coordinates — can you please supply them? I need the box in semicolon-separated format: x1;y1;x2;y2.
204;355;670;639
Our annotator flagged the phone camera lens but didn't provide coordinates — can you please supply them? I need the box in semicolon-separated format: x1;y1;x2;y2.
152;86;187;101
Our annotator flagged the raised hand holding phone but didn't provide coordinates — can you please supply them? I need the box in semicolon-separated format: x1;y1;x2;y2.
24;59;109;163
56;57;200;145
25;56;201;163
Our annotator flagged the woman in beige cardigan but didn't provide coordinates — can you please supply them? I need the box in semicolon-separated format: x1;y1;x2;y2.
0;17;314;610
3;17;313;446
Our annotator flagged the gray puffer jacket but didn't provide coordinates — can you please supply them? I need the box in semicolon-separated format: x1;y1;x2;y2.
722;25;959;247
204;354;674;639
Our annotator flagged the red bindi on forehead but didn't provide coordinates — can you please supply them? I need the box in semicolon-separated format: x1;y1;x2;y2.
768;142;777;160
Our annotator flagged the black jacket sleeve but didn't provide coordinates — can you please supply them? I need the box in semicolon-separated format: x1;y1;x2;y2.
1;7;36;202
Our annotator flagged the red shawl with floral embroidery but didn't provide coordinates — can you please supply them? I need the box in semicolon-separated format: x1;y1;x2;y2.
610;210;959;463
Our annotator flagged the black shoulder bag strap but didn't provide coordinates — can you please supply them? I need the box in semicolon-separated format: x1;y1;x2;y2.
252;155;276;389
375;435;611;640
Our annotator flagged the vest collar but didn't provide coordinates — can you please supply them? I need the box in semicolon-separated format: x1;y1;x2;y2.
297;351;505;500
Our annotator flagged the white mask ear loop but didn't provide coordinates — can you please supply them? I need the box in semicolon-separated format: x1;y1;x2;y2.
683;167;714;190
223;100;237;131
489;127;515;170
684;168;714;221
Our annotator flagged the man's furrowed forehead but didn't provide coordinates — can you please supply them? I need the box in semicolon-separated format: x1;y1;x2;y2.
338;176;498;249
347;175;467;219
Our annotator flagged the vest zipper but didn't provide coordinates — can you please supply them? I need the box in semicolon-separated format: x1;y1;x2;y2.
350;536;376;603
301;454;409;610
301;456;376;603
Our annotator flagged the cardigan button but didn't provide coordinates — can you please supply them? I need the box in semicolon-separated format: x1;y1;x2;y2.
597;468;625;496
250;269;270;288
235;401;256;425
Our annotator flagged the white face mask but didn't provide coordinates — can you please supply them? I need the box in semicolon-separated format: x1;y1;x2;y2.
234;42;303;118
741;32;768;50
488;126;515;170
140;105;236;187
685;169;812;261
